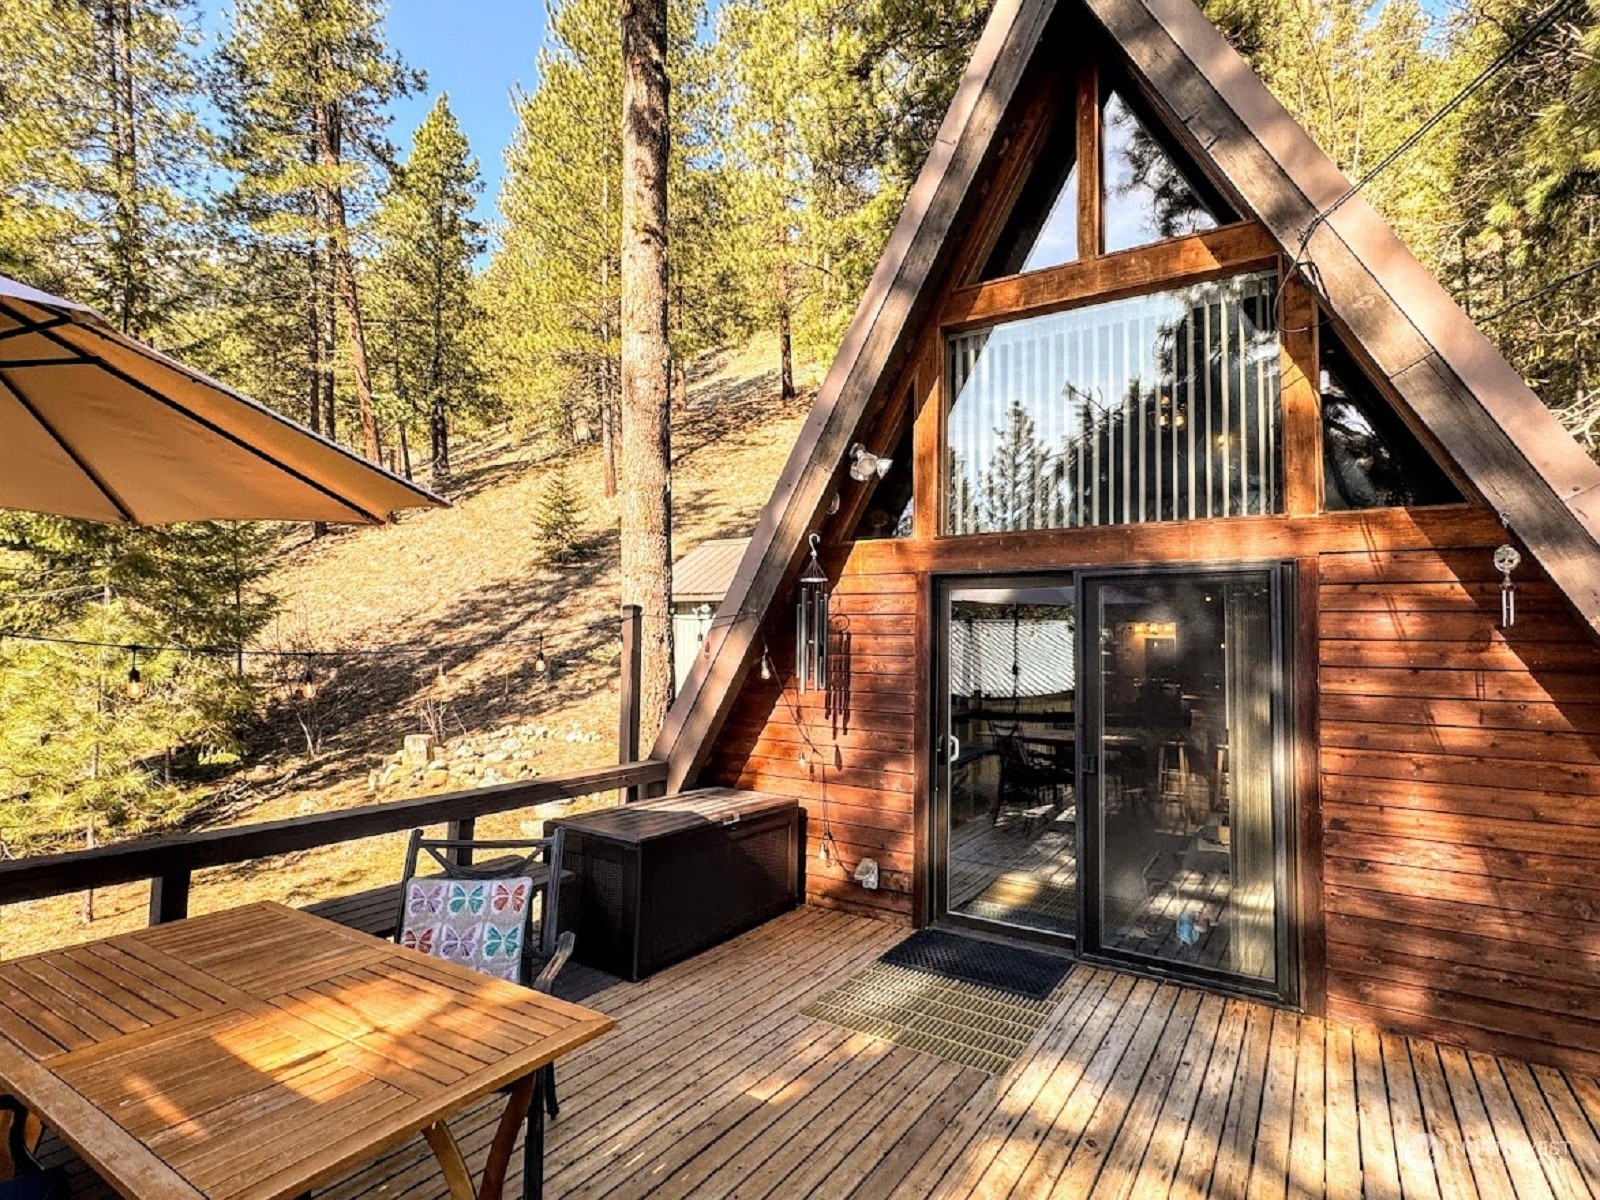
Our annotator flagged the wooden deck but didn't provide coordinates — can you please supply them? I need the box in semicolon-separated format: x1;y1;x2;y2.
41;906;1600;1199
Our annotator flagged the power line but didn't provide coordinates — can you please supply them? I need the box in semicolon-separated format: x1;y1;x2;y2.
1477;258;1600;324
1295;0;1587;260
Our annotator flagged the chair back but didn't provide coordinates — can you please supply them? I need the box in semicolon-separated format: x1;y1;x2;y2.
394;830;565;985
992;725;1035;772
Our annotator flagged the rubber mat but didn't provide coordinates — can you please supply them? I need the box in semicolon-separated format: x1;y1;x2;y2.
878;928;1074;1001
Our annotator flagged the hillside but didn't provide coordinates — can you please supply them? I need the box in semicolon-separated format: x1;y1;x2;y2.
1;339;815;956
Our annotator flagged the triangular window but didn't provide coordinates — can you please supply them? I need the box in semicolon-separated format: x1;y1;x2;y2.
1321;335;1461;510
981;116;1079;279
1102;89;1225;253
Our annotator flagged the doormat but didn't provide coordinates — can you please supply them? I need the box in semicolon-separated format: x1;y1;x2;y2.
801;960;1065;1075
878;928;1074;1001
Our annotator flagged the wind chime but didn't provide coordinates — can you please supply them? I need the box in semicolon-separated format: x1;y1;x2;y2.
1494;542;1521;628
796;533;829;693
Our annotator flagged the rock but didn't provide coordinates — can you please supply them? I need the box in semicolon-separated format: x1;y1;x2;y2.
380;763;402;786
427;758;448;772
245;764;275;782
500;738;523;754
481;768;504;785
366;770;380;793
484;750;510;764
403;734;439;768
422;768;450;789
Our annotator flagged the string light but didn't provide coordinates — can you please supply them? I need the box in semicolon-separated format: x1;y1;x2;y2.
759;643;773;681
299;655;318;700
534;633;548;675
126;647;143;700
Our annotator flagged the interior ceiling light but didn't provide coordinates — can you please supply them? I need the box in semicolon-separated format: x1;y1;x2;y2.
848;443;892;483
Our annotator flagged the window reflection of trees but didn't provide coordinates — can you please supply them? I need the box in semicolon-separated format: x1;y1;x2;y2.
946;274;1280;535
1103;91;1221;252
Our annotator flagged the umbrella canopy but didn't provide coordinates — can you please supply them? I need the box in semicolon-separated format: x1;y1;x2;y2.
0;275;444;525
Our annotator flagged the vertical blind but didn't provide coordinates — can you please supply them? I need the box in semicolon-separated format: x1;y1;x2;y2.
945;272;1281;535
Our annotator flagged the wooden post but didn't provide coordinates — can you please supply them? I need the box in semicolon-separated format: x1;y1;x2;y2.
446;818;475;866
148;869;190;925
620;605;643;802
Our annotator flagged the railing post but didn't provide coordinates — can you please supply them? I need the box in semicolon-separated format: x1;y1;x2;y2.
446;818;475;866
619;604;643;803
148;870;190;925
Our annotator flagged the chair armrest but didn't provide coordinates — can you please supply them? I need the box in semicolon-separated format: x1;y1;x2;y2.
533;930;576;994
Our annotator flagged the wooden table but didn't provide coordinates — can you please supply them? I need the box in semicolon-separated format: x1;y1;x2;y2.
0;902;614;1200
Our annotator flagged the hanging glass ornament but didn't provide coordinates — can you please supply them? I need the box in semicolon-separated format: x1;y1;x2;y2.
796;533;829;693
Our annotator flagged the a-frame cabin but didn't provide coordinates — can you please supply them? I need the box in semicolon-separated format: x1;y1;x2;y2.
657;0;1600;1076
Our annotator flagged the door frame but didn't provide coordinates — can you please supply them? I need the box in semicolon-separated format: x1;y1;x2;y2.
927;561;1301;1006
929;572;1083;951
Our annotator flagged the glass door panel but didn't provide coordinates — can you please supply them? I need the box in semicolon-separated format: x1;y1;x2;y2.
938;581;1079;940
1084;570;1287;991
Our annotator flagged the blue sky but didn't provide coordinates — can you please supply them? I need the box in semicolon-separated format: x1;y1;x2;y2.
382;0;546;226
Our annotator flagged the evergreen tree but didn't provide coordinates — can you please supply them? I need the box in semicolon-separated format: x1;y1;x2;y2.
370;95;487;483
533;468;585;565
215;0;419;461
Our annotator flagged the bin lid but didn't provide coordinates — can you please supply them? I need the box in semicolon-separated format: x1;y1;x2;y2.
550;787;799;845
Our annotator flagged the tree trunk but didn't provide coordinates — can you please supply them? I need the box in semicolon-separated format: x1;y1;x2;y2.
313;84;380;461
777;302;795;402
619;0;673;745
600;380;617;498
104;0;141;336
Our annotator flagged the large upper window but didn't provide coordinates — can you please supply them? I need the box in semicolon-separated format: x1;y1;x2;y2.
945;272;1281;534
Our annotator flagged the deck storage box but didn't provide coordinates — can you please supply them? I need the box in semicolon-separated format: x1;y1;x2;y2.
549;788;803;980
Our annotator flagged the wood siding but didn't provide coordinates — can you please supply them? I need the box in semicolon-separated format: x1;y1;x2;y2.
1317;535;1600;1076
705;548;920;922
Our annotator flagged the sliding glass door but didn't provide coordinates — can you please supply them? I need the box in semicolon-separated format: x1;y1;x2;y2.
932;567;1294;999
1079;568;1291;995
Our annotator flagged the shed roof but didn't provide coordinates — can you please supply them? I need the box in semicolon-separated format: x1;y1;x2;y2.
672;538;752;604
655;0;1600;788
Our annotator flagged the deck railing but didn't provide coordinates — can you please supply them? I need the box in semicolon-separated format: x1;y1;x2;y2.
0;604;659;929
0;760;669;926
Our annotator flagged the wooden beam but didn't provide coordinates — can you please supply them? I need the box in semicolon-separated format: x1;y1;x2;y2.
911;331;943;540
838;504;1502;577
1279;277;1323;517
1076;62;1102;258
940;221;1277;330
147;870;190;926
620;604;643;801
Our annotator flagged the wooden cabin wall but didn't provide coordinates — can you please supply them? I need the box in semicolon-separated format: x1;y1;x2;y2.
1315;532;1600;1076
704;543;919;922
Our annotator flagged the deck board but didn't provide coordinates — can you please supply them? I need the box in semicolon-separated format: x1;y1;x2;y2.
34;907;1600;1199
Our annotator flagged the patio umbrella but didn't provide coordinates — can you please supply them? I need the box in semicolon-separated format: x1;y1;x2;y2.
0;274;444;525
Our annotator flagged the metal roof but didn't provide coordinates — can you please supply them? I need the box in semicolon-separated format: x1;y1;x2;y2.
672;538;751;604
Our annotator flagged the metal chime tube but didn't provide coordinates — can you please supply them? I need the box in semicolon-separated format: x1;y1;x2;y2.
797;534;829;693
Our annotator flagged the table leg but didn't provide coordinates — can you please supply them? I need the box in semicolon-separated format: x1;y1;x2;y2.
523;1067;547;1200
480;1076;537;1200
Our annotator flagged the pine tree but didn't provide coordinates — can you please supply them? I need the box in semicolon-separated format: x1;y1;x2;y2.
533;468;585;565
370;95;487;483
215;0;419;461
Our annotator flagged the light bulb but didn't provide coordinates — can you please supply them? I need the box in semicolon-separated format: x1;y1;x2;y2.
126;667;143;700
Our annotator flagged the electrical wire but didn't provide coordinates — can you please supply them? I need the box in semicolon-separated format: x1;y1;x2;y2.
1476;258;1600;324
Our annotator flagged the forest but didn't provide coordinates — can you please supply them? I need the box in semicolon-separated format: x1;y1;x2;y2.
2;0;1599;854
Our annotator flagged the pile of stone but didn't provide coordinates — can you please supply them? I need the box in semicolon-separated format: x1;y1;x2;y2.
368;721;604;793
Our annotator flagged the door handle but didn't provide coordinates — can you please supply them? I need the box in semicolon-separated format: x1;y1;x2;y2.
948;734;961;763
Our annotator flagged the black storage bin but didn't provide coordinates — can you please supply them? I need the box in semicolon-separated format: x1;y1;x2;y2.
550;788;804;981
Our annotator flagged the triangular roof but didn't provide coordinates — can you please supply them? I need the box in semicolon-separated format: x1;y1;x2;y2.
654;0;1600;786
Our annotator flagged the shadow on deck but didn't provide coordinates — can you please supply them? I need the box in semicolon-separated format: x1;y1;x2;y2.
40;906;1600;1199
